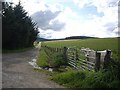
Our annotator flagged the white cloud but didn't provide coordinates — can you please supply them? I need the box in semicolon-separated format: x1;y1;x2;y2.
113;27;120;33
46;3;64;13
22;0;47;15
10;0;119;38
73;0;118;24
113;27;120;37
8;0;46;15
73;0;93;8
72;0;119;37
92;0;119;13
38;1;118;38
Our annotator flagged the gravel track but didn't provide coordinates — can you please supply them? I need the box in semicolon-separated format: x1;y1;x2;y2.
2;48;65;88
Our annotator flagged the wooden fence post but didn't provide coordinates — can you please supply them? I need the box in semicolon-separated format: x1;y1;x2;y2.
103;50;111;69
63;47;68;64
75;48;78;69
95;51;101;71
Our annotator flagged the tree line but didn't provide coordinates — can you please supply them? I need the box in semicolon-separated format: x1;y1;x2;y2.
2;2;39;50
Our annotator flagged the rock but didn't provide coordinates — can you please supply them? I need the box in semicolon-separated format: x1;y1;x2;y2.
48;68;53;72
32;59;37;62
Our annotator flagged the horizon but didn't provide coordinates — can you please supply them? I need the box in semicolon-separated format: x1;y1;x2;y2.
37;35;119;40
6;0;120;39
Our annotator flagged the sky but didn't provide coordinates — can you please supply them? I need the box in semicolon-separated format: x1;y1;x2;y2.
7;0;120;39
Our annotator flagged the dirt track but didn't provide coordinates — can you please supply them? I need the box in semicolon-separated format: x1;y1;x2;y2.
2;48;65;88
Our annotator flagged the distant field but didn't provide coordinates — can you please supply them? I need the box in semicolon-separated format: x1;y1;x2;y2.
41;38;119;61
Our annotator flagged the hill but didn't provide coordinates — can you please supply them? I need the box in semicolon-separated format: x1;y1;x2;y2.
36;38;50;42
36;36;97;42
65;36;98;39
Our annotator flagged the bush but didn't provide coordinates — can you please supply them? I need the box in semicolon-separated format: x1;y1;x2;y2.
43;46;67;68
37;46;67;68
48;52;66;68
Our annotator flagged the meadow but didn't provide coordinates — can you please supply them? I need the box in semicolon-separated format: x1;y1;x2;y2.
41;38;119;61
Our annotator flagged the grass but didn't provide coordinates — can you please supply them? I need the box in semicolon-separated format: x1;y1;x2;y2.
37;48;49;67
51;64;120;88
42;38;119;49
35;61;120;88
37;37;120;88
41;38;119;61
37;46;67;68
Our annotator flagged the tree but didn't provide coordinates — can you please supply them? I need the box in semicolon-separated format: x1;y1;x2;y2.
2;2;39;49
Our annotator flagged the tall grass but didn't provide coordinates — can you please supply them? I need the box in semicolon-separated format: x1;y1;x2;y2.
37;48;49;67
37;46;67;68
52;61;120;88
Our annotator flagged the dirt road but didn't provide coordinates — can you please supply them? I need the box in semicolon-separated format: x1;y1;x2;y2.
2;48;64;88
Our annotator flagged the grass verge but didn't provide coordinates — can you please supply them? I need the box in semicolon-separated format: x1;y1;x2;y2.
51;61;120;88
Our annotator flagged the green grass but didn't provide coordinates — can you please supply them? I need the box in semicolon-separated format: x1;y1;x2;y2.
37;46;67;68
42;38;119;61
42;38;118;49
37;48;49;67
37;38;120;88
52;65;120;88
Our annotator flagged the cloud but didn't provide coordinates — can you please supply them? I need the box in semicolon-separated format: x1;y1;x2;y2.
38;29;54;39
113;27;120;36
118;3;120;28
91;0;119;13
10;0;119;38
73;0;93;8
31;9;65;31
38;1;118;39
73;0;119;37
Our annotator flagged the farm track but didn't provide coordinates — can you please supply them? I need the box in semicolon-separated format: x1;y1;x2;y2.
2;48;65;88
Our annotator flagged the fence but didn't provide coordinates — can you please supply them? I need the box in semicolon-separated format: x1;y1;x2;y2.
42;45;112;71
41;46;67;68
67;47;112;71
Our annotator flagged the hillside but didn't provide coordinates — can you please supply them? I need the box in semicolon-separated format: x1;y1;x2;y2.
36;38;50;42
36;36;97;42
65;36;98;39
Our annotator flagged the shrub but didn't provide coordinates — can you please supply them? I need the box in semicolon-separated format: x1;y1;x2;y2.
48;52;66;68
43;46;67;68
37;48;49;67
37;46;67;68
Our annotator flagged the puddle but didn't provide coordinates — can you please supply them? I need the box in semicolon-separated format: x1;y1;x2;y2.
28;59;42;70
28;59;53;72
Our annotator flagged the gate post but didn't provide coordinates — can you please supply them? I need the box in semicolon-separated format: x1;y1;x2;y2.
75;48;79;69
63;47;68;65
95;51;101;71
103;50;111;69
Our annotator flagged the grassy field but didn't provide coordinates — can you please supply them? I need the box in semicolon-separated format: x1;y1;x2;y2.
37;37;120;88
41;38;119;61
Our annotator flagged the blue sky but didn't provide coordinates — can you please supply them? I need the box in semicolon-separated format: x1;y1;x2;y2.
9;0;119;38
